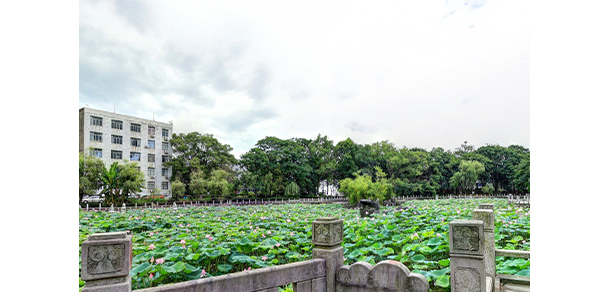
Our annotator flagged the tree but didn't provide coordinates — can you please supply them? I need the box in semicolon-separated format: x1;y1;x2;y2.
165;132;237;196
171;180;186;199
450;160;485;194
514;153;530;193
333;138;359;182
338;167;394;204
205;169;231;199
303;134;336;195
240;136;313;197
285;182;300;197
189;170;207;198
481;183;495;195
99;161;144;205
79;153;104;203
338;171;373;204
429;147;458;195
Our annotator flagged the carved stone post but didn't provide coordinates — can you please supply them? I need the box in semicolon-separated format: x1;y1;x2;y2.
473;205;495;278
312;217;344;292
81;231;133;292
449;219;486;292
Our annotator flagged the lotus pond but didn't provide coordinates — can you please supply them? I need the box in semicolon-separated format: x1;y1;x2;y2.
78;199;530;291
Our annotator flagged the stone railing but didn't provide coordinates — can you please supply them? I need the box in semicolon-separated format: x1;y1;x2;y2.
80;217;430;292
81;197;349;212
449;203;530;292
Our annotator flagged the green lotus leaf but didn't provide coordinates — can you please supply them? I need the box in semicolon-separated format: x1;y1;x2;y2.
435;275;450;288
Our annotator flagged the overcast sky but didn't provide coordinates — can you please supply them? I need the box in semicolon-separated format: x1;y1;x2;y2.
79;0;529;158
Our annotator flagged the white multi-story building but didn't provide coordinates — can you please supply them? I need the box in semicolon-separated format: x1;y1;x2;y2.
79;107;173;197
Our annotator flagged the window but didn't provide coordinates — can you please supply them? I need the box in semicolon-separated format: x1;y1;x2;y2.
130;138;141;147
130;152;140;161
90;116;103;126
162;142;169;151
111;120;123;130
162;168;169;177
111;150;123;160
147;181;155;190
90;131;103;142
162;128;169;137
148;140;155;149
148;126;156;135
162;155;169;162
131;123;141;132
111;135;123;145
162;182;169;190
148;167;155;176
148;154;155;162
90;148;102;158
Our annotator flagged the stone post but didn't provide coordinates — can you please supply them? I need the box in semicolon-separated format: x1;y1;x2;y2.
81;231;133;292
311;217;344;292
449;219;486;292
473;205;495;278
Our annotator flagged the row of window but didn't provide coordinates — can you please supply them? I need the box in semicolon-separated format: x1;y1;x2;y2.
90;149;170;163
90;116;169;137
147;167;170;177
90;132;170;150
148;181;169;190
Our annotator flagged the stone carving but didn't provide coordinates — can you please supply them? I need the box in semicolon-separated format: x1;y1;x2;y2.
109;204;115;213
315;223;330;244
336;260;429;292
359;199;380;218
172;202;178;211
452;226;479;251
87;244;125;274
312;217;343;247
121;203;126;213
455;267;481;292
332;223;342;243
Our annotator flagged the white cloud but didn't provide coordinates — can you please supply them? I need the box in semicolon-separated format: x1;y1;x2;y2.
79;0;529;157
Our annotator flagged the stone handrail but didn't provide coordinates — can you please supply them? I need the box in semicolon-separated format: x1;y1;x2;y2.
137;259;327;292
495;249;530;259
449;203;530;292
81;197;349;212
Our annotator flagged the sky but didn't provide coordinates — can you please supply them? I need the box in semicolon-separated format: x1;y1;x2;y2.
79;0;529;158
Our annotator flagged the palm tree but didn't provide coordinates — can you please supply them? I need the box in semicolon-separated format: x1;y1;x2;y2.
100;162;126;205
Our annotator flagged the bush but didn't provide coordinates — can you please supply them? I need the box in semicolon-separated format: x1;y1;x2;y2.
285;182;300;197
339;167;394;204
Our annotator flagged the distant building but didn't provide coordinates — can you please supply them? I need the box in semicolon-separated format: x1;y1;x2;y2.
318;180;339;196
79;107;173;197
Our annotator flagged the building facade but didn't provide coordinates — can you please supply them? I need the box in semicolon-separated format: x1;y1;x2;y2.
79;107;173;198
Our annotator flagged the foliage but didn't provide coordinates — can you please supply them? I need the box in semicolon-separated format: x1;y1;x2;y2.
165;132;237;196
188;170;207;198
339;167;394;204
284;182;300;197
481;183;495;195
79;152;105;202
79;199;529;291
99;161;145;205
450;160;485;194
205;169;231;199
514;153;530;193
171;180;186;199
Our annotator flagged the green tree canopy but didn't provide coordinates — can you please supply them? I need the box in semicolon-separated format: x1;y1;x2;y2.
166;132;237;196
79;152;104;202
100;160;144;205
450;160;485;194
